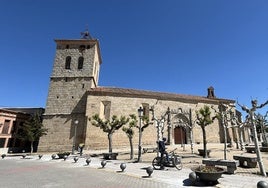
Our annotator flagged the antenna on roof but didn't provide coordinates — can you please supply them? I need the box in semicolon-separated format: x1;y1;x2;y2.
81;24;92;39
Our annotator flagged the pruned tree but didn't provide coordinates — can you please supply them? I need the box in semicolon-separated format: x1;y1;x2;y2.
16;113;48;154
90;114;129;153
238;99;268;177
255;113;268;146
196;105;218;158
135;115;151;162
122;114;138;159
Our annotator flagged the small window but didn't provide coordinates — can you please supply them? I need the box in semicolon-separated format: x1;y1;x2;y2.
79;45;86;53
65;56;71;69
78;56;84;69
101;101;111;120
66;45;69;49
142;103;150;118
2;120;10;134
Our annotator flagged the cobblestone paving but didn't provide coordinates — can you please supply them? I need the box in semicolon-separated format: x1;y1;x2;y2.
113;143;268;177
0;158;177;188
1;143;268;188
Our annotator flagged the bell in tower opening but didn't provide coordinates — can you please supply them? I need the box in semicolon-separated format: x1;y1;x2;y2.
207;86;216;98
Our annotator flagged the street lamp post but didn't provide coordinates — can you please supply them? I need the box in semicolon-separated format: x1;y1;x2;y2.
137;106;144;162
149;106;167;157
72;119;79;154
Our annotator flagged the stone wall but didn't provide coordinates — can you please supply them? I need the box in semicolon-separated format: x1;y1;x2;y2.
84;94;223;151
38;114;86;152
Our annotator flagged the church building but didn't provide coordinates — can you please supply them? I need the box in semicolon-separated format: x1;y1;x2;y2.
38;31;243;152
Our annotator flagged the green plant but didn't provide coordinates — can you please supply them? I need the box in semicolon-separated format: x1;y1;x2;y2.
195;165;223;173
196;105;218;158
79;143;85;148
90;114;129;153
15;113;48;154
122;114;138;160
57;152;70;159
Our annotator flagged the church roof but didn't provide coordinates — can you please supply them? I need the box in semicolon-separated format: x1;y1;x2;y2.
0;107;44;115
88;87;235;104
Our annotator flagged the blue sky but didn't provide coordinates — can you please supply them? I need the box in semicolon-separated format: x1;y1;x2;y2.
1;0;268;115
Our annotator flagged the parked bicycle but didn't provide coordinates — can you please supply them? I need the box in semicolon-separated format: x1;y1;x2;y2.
152;148;182;170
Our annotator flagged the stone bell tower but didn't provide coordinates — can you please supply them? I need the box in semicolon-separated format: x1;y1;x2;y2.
38;29;102;152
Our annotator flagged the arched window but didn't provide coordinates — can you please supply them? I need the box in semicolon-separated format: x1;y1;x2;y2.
78;56;84;69
65;56;71;69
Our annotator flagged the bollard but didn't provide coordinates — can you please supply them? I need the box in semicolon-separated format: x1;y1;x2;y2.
86;158;91;165
189;172;198;184
257;181;268;188
146;166;154;177
51;154;56;160
1;154;6;159
38;154;43;159
120;163;126;172
63;155;68;161
73;156;79;163
101;160;107;168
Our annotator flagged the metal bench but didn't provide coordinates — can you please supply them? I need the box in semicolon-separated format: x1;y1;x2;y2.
202;158;238;174
103;152;118;160
143;147;158;153
233;155;258;168
260;147;268;152
198;149;211;157
245;146;256;153
245;146;268;152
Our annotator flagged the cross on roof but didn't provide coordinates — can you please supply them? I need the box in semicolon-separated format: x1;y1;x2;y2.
81;26;92;39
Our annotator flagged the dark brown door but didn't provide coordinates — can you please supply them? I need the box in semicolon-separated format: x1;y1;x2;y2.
174;127;186;144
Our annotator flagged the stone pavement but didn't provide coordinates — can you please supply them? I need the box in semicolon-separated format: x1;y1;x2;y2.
3;143;268;187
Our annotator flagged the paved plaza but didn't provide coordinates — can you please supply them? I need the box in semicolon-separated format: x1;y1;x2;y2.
1;143;268;188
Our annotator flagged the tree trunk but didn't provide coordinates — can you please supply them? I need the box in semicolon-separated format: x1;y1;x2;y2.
201;126;207;158
250;111;267;177
238;127;244;150
129;137;134;160
108;133;113;153
30;141;34;154
223;124;227;160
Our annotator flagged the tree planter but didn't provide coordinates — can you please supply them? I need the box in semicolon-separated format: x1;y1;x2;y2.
57;152;70;159
103;152;118;160
192;166;224;184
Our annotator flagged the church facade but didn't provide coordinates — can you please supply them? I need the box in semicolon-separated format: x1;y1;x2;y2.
38;32;245;152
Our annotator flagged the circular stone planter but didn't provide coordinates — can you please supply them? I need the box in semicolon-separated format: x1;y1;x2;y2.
193;166;224;184
57;152;70;159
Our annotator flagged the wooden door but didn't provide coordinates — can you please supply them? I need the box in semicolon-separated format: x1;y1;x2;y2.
174;127;186;144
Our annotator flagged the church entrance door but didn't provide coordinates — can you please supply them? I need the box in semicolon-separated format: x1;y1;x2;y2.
174;127;186;144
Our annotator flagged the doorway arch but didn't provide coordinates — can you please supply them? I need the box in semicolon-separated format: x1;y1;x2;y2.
172;113;190;145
